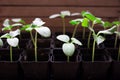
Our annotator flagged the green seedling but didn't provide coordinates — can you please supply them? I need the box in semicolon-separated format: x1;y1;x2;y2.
0;29;20;62
49;10;80;34
81;11;102;48
88;25;117;62
21;18;51;62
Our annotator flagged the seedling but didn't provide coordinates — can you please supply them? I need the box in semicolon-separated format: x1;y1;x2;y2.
21;18;51;62
0;29;20;62
57;19;82;62
81;11;102;48
49;10;80;34
112;21;120;48
112;21;120;61
88;25;117;62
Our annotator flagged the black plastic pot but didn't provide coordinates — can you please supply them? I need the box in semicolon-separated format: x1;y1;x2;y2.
20;61;49;80
18;48;51;80
50;48;81;80
0;49;23;80
80;48;111;80
107;48;120;80
0;62;20;80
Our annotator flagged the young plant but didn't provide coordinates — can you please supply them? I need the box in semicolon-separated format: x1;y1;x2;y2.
57;19;82;62
21;18;51;62
112;21;120;61
81;11;102;48
57;35;82;62
0;29;20;62
112;21;120;48
2;18;24;31
49;10;80;34
88;25;117;62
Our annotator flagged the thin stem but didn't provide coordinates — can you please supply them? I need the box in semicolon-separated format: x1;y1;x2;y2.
67;56;70;62
72;24;79;38
114;35;118;48
82;27;86;39
34;31;38;62
62;18;66;34
10;46;13;62
92;39;96;62
30;31;35;46
117;44;120;61
87;24;94;48
114;26;119;48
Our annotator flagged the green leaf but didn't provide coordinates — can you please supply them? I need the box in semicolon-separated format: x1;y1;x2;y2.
2;26;13;31
69;20;80;25
0;39;3;46
82;18;89;27
96;36;105;45
57;35;70;43
112;21;120;25
62;43;75;56
20;24;31;31
81;11;96;21
71;38;82;45
102;21;112;28
93;18;102;24
1;33;11;38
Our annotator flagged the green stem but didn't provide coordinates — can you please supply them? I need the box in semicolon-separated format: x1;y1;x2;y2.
10;46;13;62
117;44;120;61
62;18;66;34
82;27;86;39
92;39;96;62
67;56;70;62
87;24;94;48
72;24;79;38
30;31;35;46
34;32;38;62
114;26;119;48
114;35;118;48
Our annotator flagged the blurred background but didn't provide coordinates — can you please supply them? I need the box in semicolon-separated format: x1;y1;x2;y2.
0;0;119;32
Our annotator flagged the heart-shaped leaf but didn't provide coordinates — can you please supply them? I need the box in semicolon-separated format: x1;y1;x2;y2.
71;38;82;45
35;26;51;37
7;38;19;47
62;43;75;56
32;18;45;26
96;36;105;45
81;11;96;21
82;18;89;27
9;29;20;37
61;10;71;18
57;34;70;43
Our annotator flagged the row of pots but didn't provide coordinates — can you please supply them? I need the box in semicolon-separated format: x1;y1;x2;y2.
0;48;119;80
